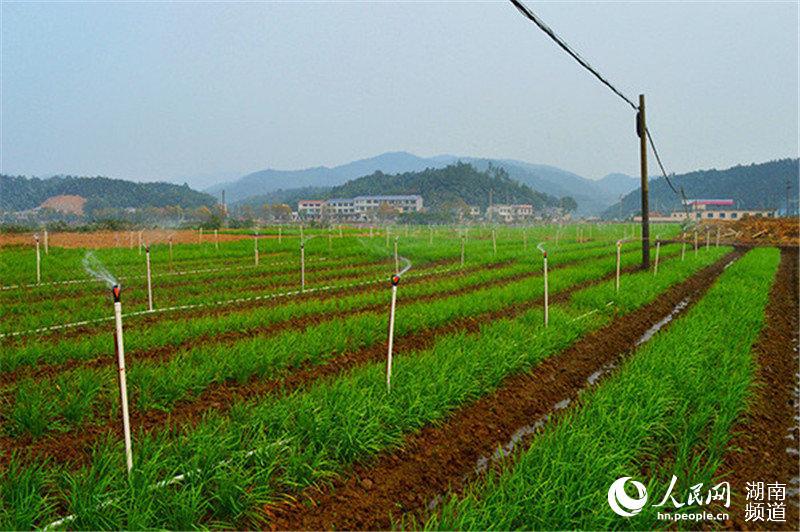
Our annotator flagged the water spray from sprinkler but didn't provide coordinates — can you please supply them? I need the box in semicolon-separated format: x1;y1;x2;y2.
394;236;399;274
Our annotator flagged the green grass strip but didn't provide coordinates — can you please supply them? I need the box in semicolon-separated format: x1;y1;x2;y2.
426;247;779;530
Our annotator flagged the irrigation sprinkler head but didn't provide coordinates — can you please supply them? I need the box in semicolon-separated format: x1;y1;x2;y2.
34;234;40;242
391;274;400;287
112;284;121;303
145;245;150;253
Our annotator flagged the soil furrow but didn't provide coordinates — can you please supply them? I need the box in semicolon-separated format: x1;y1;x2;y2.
261;250;741;531
2;256;373;305
716;247;799;530
0;260;515;386
0;258;459;344
0;254;643;468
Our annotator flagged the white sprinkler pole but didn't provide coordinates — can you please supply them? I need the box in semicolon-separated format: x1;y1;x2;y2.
138;231;143;255
328;231;332;251
199;227;203;244
386;274;400;392
168;236;173;269
254;232;259;266
300;242;306;292
339;225;343;238
653;238;661;276
145;245;153;311
300;225;304;243
615;239;623;293
538;243;549;327
716;226;720;247
705;229;710;250
35;234;41;285
694;231;699;257
112;285;133;475
214;229;219;250
681;241;686;261
44;229;49;255
394;237;399;274
370;226;374;238
492;228;497;256
386;228;390;248
460;233;466;267
278;227;282;243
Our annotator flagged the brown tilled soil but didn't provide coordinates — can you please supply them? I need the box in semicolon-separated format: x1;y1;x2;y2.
0;230;255;249
716;248;799;530
261;250;742;531
0;258;459;345
0;254;649;469
0;259;521;387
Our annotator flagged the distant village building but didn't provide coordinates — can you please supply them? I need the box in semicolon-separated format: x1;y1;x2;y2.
298;200;325;217
634;199;776;222
468;205;481;217
486;204;534;223
297;195;423;220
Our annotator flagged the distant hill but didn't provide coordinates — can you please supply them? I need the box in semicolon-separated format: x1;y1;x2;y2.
0;175;216;215
210;151;630;215
601;159;799;219
209;151;449;203
271;162;562;213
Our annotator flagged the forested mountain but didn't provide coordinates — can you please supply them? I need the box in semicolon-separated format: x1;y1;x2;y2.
211;151;629;215
0;175;216;214
324;162;561;212
602;159;799;219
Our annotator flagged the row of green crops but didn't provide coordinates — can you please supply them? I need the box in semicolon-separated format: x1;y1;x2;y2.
426;247;779;530
0;223;681;287
0;243;724;529
0;233;615;332
0;238;630;374
3;242;674;439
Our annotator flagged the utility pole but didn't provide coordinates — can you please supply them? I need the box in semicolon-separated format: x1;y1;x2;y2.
637;94;650;269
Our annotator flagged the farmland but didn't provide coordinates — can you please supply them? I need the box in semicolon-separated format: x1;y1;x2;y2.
0;224;796;530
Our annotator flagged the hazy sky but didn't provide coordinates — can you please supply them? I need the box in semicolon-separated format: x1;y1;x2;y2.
2;1;798;188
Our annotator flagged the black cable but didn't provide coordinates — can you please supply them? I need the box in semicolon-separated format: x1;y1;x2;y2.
645;127;692;220
508;0;638;111
509;0;690;220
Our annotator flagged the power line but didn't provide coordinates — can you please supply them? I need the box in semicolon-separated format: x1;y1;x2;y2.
508;0;688;217
508;0;638;111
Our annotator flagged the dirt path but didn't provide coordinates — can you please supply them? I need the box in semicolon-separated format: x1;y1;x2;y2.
717;247;799;530
262;250;741;530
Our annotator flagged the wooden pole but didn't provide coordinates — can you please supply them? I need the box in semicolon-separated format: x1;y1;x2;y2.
638;94;650;269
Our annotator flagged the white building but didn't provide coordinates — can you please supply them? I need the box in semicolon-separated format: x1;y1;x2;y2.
486;204;534;223
353;195;423;215
633;199;775;222
297;195;423;220
298;200;325;218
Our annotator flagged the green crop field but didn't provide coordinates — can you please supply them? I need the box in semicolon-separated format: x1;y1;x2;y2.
0;224;795;530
